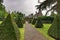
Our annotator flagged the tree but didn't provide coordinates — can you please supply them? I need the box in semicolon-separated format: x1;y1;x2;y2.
35;17;43;28
0;14;20;40
50;11;57;17
37;0;60;40
35;0;43;16
15;12;24;28
0;0;6;20
36;0;57;16
0;0;3;3
48;14;60;40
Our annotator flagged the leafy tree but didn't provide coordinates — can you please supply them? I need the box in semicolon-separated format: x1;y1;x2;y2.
50;11;57;17
36;0;57;16
0;0;3;3
16;12;24;28
0;0;6;20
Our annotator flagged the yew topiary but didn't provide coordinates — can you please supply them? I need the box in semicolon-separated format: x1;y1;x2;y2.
0;14;20;40
48;14;60;40
35;17;43;28
16;13;23;28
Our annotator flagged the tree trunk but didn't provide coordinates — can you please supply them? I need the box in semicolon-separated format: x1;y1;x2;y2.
38;9;42;16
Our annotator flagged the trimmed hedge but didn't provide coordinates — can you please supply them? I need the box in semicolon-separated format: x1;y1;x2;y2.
40;16;54;23
0;14;20;40
16;13;23;28
35;17;43;28
32;18;37;25
16;18;23;28
48;14;60;40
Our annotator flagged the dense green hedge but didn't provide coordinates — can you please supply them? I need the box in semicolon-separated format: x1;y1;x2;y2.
16;18;23;28
0;17;3;21
15;13;23;28
35;17;43;28
39;16;54;23
0;14;20;40
48;14;60;40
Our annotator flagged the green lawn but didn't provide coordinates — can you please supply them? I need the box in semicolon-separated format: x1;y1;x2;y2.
0;21;2;24
19;24;25;40
19;28;24;40
33;24;55;40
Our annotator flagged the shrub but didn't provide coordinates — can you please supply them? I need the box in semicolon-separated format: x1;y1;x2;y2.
16;18;23;28
32;18;37;25
35;17;43;28
16;13;23;28
48;14;60;40
0;14;20;40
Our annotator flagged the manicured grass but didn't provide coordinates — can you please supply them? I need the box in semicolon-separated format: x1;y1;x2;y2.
33;24;55;40
0;21;2;24
19;24;25;40
19;28;24;40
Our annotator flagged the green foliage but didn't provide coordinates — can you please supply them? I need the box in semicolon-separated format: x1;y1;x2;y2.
28;18;33;23
48;14;60;40
0;14;20;40
50;13;57;17
16;18;23;28
0;1;5;21
16;12;24;28
39;16;54;23
0;0;3;3
32;18;37;25
35;17;43;28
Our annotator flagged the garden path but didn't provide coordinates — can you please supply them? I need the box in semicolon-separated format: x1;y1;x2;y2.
24;22;47;40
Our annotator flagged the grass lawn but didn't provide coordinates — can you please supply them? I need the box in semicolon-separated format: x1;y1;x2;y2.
33;24;55;40
19;28;24;40
19;24;25;40
0;21;2;24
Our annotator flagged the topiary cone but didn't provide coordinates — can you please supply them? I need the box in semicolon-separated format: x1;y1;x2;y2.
0;14;20;40
35;17;43;28
48;14;60;40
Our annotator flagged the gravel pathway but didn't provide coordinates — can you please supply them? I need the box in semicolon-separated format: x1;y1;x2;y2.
24;22;47;40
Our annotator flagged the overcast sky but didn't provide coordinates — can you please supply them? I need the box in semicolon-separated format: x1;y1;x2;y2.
3;0;46;16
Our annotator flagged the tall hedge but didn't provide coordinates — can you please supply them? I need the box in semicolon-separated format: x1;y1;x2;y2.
40;16;54;23
48;14;60;40
16;13;23;28
16;18;23;28
0;14;20;40
35;17;43;28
